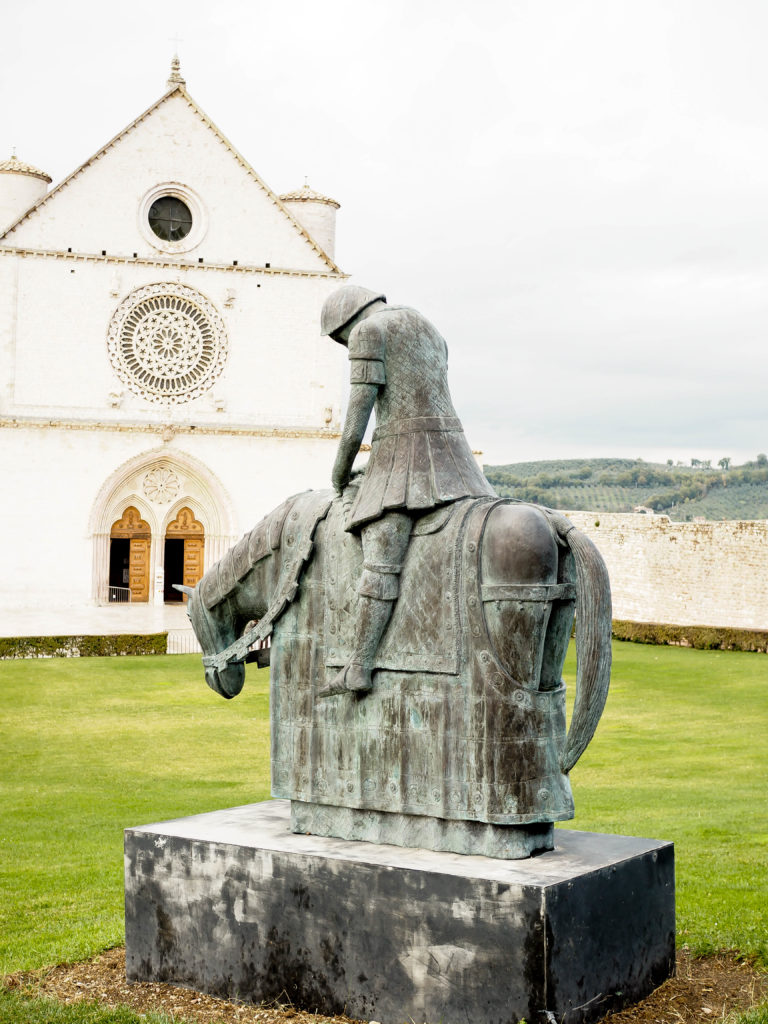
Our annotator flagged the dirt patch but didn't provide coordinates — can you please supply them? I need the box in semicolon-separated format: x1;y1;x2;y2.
4;947;766;1024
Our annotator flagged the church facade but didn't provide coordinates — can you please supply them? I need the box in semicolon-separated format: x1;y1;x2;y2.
0;61;347;635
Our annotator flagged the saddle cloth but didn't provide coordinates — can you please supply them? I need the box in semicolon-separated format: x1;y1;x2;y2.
322;498;481;675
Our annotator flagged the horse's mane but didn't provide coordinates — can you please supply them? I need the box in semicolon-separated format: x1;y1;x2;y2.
199;493;303;610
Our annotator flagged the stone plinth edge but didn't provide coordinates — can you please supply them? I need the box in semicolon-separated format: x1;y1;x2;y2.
124;800;675;1024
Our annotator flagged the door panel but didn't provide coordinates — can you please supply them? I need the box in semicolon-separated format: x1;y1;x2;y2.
165;507;205;603
129;538;150;602
110;507;151;603
183;537;205;590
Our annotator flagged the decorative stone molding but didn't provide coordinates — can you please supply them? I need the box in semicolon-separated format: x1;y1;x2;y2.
0;245;347;279
89;448;237;540
107;282;229;405
0;415;341;440
89;449;238;606
142;466;181;503
137;182;207;254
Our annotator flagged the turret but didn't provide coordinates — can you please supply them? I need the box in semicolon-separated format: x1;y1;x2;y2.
279;182;340;261
0;154;52;235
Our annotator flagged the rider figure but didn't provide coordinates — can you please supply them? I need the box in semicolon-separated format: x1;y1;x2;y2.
319;285;495;698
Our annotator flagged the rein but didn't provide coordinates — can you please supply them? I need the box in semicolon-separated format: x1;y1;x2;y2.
201;494;332;673
201;614;275;673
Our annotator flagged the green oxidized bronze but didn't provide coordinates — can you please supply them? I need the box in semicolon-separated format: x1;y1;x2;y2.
319;286;496;698
181;288;612;859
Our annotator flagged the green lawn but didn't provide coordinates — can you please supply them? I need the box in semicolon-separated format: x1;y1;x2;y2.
0;990;178;1023
0;655;270;975
565;642;767;963
1;642;766;980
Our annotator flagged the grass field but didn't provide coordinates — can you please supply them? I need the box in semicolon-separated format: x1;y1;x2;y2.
1;643;766;980
0;655;270;975
0;990;176;1023
566;643;768;963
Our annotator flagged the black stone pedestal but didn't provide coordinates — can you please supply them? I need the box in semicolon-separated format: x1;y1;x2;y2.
125;800;675;1024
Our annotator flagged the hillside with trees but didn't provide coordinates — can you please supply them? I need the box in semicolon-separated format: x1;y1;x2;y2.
484;456;768;520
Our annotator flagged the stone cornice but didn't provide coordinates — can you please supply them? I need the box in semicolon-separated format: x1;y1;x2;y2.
0;415;342;441
0;245;348;279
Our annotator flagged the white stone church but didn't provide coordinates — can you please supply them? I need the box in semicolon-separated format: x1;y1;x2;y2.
0;59;348;638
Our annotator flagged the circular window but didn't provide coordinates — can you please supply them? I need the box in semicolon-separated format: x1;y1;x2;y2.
138;183;207;253
107;283;228;405
148;196;193;242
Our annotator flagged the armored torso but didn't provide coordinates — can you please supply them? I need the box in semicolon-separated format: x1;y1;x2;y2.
345;306;494;530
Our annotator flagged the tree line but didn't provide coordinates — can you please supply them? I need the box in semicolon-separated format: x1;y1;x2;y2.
485;457;768;513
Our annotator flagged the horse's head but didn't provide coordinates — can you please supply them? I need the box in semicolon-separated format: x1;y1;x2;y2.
176;584;245;700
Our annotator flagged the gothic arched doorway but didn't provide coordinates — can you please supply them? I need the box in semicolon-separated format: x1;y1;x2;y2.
109;507;151;602
164;507;205;602
91;449;236;607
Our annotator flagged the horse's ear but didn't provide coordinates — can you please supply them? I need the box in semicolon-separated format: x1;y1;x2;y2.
173;584;195;597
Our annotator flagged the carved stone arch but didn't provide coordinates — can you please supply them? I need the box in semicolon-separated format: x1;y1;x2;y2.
103;493;160;538
89;448;235;538
165;505;205;537
90;448;237;605
111;506;152;537
160;495;211;537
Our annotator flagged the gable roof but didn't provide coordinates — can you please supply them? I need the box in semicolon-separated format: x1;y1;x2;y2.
0;77;341;273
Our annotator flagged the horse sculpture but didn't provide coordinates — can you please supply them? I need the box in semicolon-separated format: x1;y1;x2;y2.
180;481;611;859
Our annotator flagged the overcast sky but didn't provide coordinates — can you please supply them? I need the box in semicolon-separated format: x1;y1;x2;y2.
3;0;768;466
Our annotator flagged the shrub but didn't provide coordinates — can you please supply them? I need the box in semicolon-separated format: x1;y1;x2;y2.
612;620;768;653
0;634;168;659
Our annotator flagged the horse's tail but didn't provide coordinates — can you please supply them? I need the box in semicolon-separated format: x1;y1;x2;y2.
548;513;612;774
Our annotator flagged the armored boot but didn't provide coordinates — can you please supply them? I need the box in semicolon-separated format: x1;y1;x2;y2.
317;563;400;699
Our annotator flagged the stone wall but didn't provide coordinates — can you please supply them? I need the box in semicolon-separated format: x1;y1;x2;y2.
0;423;340;616
0;86;348;633
563;512;768;630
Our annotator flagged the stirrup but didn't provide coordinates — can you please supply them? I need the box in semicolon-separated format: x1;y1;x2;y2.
317;661;372;699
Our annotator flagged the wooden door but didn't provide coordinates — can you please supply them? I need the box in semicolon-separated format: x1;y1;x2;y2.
166;507;205;600
110;507;151;602
183;537;205;589
129;538;150;602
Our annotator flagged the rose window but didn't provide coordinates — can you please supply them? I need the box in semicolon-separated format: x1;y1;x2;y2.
107;283;228;404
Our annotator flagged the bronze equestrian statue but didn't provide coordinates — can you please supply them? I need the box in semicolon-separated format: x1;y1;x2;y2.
179;287;612;859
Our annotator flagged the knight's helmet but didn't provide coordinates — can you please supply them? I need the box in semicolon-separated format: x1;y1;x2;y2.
321;285;386;338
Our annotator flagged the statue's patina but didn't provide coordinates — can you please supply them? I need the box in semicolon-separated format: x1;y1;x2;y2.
318;286;495;698
181;288;612;858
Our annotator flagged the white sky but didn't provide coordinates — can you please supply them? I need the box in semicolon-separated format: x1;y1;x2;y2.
3;0;768;466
